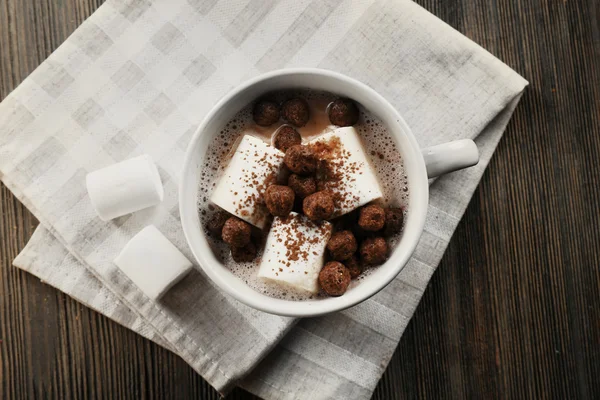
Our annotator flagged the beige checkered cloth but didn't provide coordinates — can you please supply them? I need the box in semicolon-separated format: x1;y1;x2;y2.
0;0;527;398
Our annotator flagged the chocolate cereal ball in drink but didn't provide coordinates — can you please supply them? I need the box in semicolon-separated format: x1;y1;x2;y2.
303;190;335;221
206;210;230;238
358;204;386;232
253;99;280;126
231;242;257;262
284;145;318;175
360;237;388;265
264;185;295;217
288;174;317;198
319;261;351;296
282;98;310;127
384;208;404;236
222;217;252;248
328;98;359;127
273;126;301;152
344;255;362;279
326;230;358;261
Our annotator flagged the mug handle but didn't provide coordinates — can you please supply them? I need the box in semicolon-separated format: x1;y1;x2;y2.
421;139;480;179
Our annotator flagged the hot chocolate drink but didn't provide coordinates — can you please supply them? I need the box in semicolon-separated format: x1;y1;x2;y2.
197;90;409;300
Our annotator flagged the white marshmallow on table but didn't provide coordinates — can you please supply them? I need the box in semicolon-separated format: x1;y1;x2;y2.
114;225;193;300
86;154;163;221
309;127;383;217
210;134;284;229
258;212;332;294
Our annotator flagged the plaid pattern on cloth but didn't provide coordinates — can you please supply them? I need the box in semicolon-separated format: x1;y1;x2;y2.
1;0;527;398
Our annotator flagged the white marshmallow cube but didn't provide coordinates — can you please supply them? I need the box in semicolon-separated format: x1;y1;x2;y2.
210;134;284;228
258;212;332;294
309;127;383;217
114;225;193;300
86;154;163;221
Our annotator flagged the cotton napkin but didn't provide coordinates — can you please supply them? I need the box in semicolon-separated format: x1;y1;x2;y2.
1;0;527;398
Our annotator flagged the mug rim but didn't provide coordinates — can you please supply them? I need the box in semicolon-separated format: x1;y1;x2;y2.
179;68;429;317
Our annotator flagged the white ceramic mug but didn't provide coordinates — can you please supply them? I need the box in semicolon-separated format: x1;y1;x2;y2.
180;69;479;317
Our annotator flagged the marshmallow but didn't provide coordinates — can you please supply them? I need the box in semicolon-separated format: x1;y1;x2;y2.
210;134;284;228
309;127;383;217
86;155;163;221
114;225;192;300
258;212;332;294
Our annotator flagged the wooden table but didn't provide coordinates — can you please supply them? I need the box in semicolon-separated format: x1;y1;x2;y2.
1;0;598;398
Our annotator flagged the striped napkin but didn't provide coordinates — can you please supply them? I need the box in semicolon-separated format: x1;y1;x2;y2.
1;0;527;398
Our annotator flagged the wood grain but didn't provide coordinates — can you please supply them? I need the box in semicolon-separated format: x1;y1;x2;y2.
1;0;599;399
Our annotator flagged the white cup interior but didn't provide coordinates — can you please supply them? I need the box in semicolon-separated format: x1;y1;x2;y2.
179;69;429;317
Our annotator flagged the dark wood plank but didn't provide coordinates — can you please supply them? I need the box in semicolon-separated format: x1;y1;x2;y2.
1;0;598;399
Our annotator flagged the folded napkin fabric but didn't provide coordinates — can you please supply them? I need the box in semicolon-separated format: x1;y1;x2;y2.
2;0;527;398
15;99;521;399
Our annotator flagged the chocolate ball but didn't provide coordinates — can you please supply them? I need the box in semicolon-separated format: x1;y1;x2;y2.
253;100;280;126
358;204;386;232
273;126;301;152
288;174;317;198
318;261;351;296
303;190;335;221
231;242;257;262
326;230;357;261
264;185;295;217
222;217;252;248
206;210;229;238
281;98;310;127
283;145;317;175
328;98;359;127
384;208;404;236
344;255;362;279
360;237;388;265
